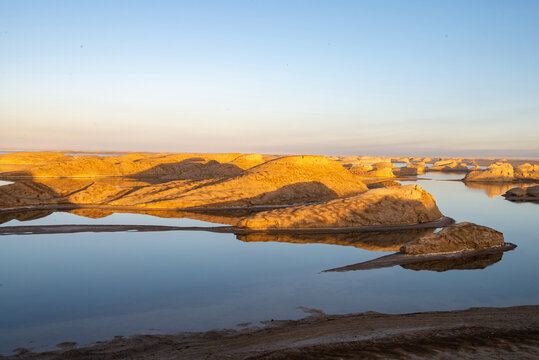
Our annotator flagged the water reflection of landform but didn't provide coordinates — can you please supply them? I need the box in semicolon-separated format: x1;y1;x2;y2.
463;181;538;198
0;208;247;226
401;252;503;272
0;209;54;224
237;228;435;252
323;244;516;273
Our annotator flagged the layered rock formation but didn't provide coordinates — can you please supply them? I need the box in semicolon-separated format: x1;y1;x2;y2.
0;152;270;179
427;160;468;172
464;163;514;182
514;163;539;181
401;222;504;255
394;162;426;176
503;185;539;200
238;185;442;229
0;151;71;165
111;155;368;208
0;155;369;210
348;162;395;178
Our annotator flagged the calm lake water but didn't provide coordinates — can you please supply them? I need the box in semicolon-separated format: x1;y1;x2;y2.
0;176;538;353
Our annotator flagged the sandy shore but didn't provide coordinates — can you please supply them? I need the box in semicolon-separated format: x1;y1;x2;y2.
4;305;538;359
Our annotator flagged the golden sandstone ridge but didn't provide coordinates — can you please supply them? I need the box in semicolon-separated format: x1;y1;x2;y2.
238;185;442;229
0;154;369;210
3;151;537;229
112;155;369;208
401;222;505;255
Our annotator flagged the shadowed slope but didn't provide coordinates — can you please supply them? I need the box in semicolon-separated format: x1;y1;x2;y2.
112;155;368;208
130;158;244;180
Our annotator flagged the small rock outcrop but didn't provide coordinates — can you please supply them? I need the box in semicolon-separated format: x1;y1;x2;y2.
349;163;395;178
238;185;442;229
514;163;539;181
464;163;514;182
401;222;504;255
503;185;539;200
395;162;426;176
428;160;468;172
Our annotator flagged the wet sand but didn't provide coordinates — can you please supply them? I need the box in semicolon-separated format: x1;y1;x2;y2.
5;305;539;359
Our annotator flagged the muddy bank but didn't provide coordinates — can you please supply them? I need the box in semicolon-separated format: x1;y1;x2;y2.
5;305;539;359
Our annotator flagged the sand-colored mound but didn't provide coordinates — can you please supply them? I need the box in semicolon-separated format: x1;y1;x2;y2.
4;153;245;178
514;163;539;181
0;181;67;206
131;158;244;180
464;163;514;182
238;185;442;229
401;222;504;255
503;185;539;200
0;178;155;208
365;180;402;189
349;164;395;178
348;164;373;173
113;155;368;208
392;157;410;163
428;161;469;172
0;151;70;165
227;154;268;170
372;161;394;169
395;162;426;176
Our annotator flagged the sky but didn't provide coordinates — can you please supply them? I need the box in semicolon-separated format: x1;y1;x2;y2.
1;0;538;157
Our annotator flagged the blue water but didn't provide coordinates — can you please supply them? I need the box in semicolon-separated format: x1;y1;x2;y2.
0;178;537;353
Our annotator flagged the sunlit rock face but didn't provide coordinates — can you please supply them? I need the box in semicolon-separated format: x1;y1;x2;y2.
427;160;468;172
114;155;368;208
0;152;260;179
365;180;402;189
227;154;271;170
401;222;504;255
348;162;395;178
0;152;71;165
514;163;539;181
0;155;368;209
0;181;67;207
238;185;442;229
464;163;514;182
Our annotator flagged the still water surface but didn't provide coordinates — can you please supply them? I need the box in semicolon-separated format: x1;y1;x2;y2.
0;177;538;353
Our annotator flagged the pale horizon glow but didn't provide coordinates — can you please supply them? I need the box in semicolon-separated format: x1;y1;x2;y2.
1;0;538;157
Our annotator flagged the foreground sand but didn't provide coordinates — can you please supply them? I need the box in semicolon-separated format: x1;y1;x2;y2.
5;305;539;359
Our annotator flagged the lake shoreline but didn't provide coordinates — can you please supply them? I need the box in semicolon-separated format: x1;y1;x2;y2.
6;305;539;359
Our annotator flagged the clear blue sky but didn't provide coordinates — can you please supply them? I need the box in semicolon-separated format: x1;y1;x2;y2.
1;0;538;157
